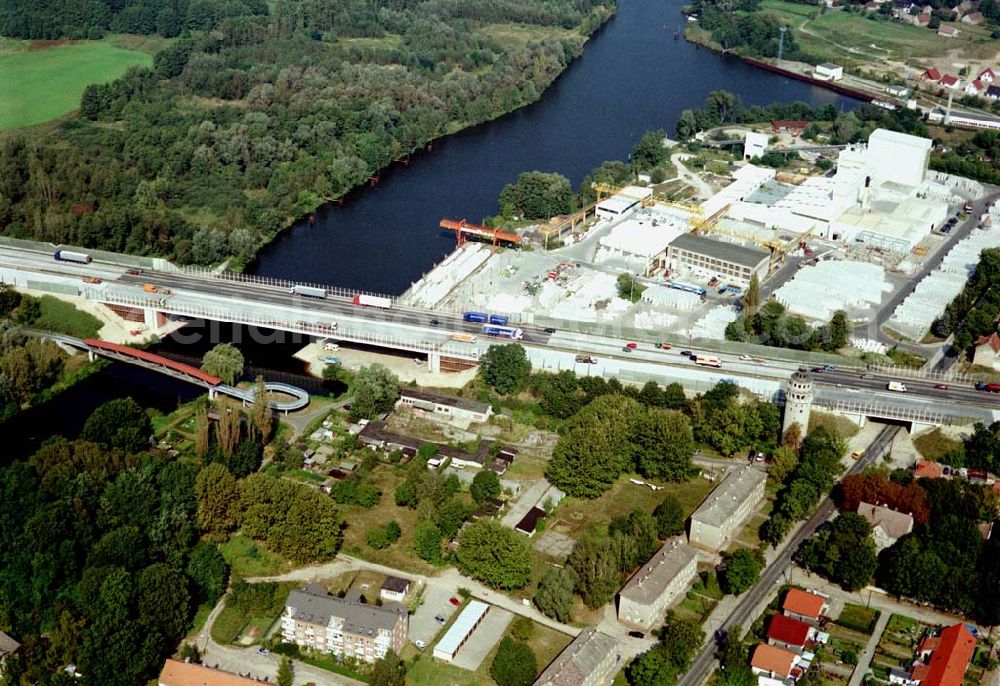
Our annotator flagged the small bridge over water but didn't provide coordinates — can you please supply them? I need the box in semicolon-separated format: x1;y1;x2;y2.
36;332;310;412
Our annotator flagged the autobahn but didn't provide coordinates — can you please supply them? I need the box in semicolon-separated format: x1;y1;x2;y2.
2;243;999;416
677;424;902;686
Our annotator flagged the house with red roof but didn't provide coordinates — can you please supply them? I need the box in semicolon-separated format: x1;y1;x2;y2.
940;74;961;89
923;67;942;82
751;644;800;681
980;68;997;84
973;332;1000;369
915;460;946;479
965;79;986;95
922;624;976;686
782;588;829;626
767;614;816;654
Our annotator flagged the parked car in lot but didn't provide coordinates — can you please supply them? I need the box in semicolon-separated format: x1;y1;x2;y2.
257;648;270;656
434;615;446;624
415;640;427;649
628;631;645;639
449;597;461;606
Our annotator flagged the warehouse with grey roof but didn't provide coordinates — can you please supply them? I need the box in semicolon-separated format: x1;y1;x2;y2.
688;464;767;552
667;233;771;284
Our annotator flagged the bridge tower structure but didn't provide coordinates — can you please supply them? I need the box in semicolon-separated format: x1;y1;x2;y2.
782;367;814;439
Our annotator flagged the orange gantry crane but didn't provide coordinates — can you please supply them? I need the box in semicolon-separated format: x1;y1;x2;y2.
440;219;522;248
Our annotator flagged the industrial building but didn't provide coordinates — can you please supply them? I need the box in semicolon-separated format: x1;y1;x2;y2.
397;388;493;423
595;186;652;220
596;208;689;274
700;128;948;258
666;233;770;285
617;537;698;630
688;464;767;552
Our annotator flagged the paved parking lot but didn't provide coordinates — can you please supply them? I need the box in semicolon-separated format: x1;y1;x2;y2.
409;582;459;647
451;606;513;671
534;530;575;559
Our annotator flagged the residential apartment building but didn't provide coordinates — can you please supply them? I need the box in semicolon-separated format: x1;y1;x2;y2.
533;628;621;686
281;585;408;663
617;537;698;630
688;464;767;552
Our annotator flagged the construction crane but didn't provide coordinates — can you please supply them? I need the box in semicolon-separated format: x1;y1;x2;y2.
591;182;658;208
439;219;522;248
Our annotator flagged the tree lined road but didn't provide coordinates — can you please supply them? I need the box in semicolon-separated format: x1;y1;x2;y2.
678;425;901;686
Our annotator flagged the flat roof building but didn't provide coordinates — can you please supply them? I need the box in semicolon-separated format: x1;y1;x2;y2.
433;600;490;662
617;537;698;630
688;464;768;552
380;576;411;603
667;233;770;285
398;388;493;423
596;212;688;275
533;628;621;686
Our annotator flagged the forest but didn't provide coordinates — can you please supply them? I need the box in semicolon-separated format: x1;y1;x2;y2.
0;0;615;267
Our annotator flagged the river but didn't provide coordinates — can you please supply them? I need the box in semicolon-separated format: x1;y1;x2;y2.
6;0;858;456
250;0;853;294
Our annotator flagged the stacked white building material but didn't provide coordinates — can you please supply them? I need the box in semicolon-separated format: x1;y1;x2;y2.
683;306;739;340
634;310;679;330
639;284;701;311
888;226;1000;340
850;338;888;354
403;243;491;308
773;261;891;321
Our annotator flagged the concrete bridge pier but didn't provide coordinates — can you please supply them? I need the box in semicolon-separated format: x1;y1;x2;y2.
427;352;441;373
208;387;218;401
88;350;96;363
842;413;868;429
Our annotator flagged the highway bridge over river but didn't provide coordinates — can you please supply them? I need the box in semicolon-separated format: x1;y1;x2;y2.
1;240;997;427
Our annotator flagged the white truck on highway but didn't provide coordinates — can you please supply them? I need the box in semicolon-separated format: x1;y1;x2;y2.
290;285;327;299
887;381;907;392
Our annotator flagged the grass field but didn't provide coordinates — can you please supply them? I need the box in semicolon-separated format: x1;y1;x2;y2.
759;0;1000;64
34;295;103;338
0;39;152;130
913;428;963;460
219;535;292;578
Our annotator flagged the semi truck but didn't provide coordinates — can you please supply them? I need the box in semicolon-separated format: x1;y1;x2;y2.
353;294;392;308
482;324;523;340
887;381;907;392
463;311;488;323
975;382;1000;393
290;285;327;299
54;250;92;264
488;314;509;326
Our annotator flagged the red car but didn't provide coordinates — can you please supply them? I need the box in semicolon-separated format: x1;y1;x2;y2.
449;597;461;606
625;342;637;350
933;383;949;390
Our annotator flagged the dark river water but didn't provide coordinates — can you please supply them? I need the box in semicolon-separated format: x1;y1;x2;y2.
6;0;858;456
250;0;851;294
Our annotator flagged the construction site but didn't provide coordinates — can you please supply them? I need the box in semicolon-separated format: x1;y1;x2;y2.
400;128;994;345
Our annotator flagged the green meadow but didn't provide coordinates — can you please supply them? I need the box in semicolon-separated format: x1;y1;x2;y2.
0;39;152;130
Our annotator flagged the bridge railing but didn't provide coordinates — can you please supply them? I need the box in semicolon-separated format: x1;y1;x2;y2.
175;266;399;303
864;363;978;384
813;397;978;425
93;291;480;359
